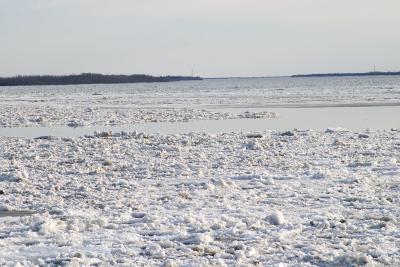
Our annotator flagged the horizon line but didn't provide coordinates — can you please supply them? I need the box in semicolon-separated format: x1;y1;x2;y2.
1;70;400;80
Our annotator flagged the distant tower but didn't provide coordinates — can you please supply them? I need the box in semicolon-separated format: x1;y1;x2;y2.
373;64;376;73
191;68;194;77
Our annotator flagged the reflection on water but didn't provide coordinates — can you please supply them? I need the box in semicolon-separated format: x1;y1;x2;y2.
0;106;399;138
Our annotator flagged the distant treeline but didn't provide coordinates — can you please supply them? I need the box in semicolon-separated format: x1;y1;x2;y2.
0;73;202;86
292;71;400;78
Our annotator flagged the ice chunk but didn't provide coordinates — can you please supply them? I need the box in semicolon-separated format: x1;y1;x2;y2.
267;211;285;225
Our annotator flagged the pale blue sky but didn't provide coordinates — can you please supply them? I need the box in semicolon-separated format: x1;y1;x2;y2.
1;0;399;77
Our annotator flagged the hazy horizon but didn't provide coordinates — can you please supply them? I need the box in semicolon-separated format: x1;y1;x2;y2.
1;0;399;78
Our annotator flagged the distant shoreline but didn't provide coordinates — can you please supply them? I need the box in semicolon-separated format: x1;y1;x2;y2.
0;73;202;86
206;72;400;79
292;71;400;78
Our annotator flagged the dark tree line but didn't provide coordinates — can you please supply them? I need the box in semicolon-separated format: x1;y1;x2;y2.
0;73;202;86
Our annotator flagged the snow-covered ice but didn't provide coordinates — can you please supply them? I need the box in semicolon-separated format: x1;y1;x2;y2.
0;129;399;265
0;77;400;266
0;76;399;128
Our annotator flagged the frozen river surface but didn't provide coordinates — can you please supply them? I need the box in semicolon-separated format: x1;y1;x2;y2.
0;76;400;266
0;75;400;129
0;106;399;138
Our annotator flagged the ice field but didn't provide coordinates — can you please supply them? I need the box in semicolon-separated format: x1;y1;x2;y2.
0;76;399;266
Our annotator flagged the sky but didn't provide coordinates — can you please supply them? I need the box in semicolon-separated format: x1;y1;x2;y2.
1;0;399;77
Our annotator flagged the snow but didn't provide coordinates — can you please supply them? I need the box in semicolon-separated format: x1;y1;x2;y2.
267;211;286;225
0;76;399;128
0;129;399;265
0;77;400;265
